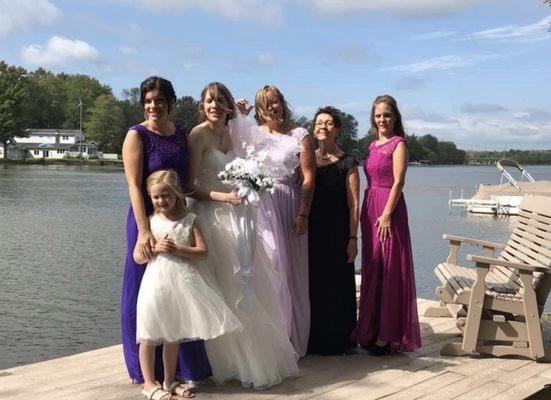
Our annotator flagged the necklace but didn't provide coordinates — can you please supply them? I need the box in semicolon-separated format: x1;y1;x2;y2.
319;148;342;160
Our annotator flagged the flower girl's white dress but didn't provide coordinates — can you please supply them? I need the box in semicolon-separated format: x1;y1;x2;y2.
136;212;242;344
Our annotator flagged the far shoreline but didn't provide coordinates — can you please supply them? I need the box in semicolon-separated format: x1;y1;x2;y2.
2;159;551;168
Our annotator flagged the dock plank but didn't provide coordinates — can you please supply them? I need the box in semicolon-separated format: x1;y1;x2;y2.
1;298;549;400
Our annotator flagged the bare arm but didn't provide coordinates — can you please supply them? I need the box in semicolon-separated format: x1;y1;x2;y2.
122;130;155;261
376;141;408;241
346;165;360;262
185;126;242;204
293;134;316;236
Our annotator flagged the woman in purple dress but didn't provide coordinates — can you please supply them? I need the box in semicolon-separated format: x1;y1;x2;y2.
351;95;421;355
121;76;212;385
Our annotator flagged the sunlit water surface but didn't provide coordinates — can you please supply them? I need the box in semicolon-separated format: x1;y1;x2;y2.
1;164;550;369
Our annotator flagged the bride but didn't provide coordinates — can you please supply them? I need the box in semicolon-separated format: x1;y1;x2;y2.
186;82;298;389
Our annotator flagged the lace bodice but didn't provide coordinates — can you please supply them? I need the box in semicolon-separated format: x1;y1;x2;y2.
150;213;196;245
229;114;308;182
365;136;406;188
195;148;235;192
130;123;188;213
262;128;308;181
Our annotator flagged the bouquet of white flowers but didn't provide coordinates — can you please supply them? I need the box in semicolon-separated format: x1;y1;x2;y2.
218;143;276;205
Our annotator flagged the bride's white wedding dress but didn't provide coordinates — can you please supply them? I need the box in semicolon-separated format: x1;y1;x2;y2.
188;148;298;389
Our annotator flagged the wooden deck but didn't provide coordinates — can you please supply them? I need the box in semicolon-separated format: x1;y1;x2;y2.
2;298;550;400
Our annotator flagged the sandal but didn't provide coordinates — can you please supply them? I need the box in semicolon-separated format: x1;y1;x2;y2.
142;382;173;400
164;381;196;398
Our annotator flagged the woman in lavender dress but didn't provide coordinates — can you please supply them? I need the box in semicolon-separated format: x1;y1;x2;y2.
239;85;316;357
121;76;212;384
351;95;421;355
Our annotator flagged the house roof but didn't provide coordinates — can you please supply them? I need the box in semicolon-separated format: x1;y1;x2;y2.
13;143;76;150
10;142;98;150
25;129;82;136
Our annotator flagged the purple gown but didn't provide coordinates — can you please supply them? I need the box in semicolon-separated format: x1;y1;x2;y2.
351;136;421;352
121;124;212;383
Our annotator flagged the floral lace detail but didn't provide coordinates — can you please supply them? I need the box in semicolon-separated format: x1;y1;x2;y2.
131;124;189;188
365;136;406;189
150;213;197;281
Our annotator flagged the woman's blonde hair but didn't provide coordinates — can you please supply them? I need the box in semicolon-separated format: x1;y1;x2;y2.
254;85;293;130
198;82;235;126
146;169;188;217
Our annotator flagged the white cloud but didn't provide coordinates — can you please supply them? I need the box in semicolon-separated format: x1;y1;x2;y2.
381;54;505;73
134;0;284;27
464;15;551;43
256;53;279;66
405;108;551;150
119;46;138;55
0;0;60;39
300;0;480;17
409;30;458;40
21;36;101;67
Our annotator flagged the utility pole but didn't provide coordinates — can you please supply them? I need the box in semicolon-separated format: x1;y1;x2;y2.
78;96;83;156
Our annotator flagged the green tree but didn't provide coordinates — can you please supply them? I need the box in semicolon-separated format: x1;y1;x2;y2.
61;73;112;130
119;87;143;129
419;134;439;153
84;94;126;153
356;133;376;160
337;111;360;158
173;96;199;130
0;61;28;159
436;141;466;164
406;134;429;162
23;68;65;129
291;115;311;130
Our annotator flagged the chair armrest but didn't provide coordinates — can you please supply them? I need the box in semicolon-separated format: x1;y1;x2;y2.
467;254;550;273
443;234;505;249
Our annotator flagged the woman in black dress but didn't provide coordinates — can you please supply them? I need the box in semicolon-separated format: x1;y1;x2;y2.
307;106;360;355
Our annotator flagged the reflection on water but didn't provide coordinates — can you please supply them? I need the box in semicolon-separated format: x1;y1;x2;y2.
0;164;550;369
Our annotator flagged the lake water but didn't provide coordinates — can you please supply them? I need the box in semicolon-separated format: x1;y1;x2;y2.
1;163;550;370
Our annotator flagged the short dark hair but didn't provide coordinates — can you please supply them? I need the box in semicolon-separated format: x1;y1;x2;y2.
139;76;177;110
312;106;342;132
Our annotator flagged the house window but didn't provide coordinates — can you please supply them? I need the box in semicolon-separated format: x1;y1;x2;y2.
62;136;69;140
33;150;39;155
57;149;65;154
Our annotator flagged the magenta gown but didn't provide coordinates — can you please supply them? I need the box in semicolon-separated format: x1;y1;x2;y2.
351;136;421;352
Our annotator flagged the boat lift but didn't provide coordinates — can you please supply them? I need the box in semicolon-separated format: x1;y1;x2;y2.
449;159;536;216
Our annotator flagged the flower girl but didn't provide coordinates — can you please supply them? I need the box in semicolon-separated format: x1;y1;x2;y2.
135;169;242;399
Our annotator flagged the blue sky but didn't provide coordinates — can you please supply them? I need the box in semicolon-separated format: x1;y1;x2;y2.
1;0;550;150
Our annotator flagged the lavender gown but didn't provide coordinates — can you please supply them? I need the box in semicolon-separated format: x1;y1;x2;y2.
351;136;421;352
121;124;212;383
255;128;311;357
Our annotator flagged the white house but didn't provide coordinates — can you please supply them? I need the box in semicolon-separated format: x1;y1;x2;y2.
4;129;98;159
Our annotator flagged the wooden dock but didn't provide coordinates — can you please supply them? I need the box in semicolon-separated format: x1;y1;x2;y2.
1;298;550;400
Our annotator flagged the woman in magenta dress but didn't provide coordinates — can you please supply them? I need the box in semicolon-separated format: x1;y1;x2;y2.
351;95;421;355
121;76;211;385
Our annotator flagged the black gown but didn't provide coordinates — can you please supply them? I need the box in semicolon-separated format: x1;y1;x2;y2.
307;154;358;355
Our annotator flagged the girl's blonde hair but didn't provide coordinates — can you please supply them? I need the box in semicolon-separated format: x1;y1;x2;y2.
254;85;293;130
146;169;188;217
